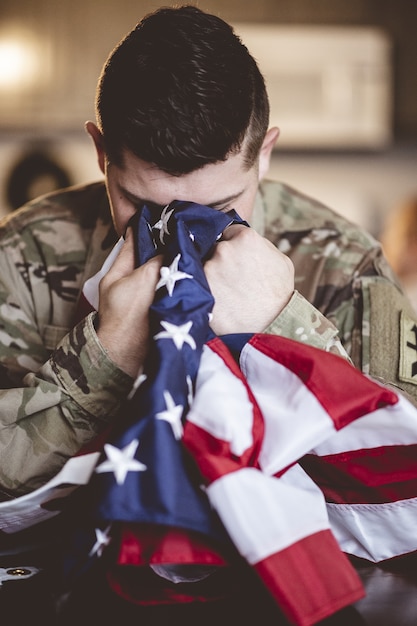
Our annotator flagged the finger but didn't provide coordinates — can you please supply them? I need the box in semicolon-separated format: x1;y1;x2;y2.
143;253;164;278
218;223;248;241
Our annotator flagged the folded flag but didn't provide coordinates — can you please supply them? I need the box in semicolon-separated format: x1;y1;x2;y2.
68;200;417;625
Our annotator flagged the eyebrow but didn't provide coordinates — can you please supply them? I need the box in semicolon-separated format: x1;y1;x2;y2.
118;185;162;210
118;184;245;210
208;189;245;209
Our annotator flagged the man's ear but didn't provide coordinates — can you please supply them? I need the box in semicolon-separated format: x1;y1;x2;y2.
258;127;279;181
85;121;106;174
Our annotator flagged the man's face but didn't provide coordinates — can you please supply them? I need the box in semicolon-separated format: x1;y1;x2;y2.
104;148;261;237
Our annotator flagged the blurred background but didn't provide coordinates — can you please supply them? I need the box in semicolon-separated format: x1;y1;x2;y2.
0;0;416;239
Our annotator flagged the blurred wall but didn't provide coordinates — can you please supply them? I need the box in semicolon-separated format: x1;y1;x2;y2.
0;0;416;234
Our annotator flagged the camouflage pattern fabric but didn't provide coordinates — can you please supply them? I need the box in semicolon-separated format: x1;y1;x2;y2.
0;179;415;496
258;181;417;400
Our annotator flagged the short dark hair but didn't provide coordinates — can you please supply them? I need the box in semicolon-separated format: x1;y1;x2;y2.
96;5;269;175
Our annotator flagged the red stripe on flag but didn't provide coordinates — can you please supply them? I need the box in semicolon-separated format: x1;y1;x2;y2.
107;523;233;606
116;522;228;567
184;421;254;483
249;334;398;429
184;337;266;483
253;529;364;626
301;444;417;504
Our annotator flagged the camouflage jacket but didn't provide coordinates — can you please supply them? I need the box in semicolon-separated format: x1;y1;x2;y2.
0;179;416;496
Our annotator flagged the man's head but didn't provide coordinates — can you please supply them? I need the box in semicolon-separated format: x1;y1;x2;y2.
87;5;279;234
95;4;270;175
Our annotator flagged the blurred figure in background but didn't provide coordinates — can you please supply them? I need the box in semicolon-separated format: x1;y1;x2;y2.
380;196;417;313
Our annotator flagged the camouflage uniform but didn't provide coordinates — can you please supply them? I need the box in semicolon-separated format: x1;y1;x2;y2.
0;179;416;496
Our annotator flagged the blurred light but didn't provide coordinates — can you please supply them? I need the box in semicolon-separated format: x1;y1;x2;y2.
0;35;39;90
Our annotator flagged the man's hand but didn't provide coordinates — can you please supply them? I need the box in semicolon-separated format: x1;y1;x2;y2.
96;228;162;378
204;224;294;335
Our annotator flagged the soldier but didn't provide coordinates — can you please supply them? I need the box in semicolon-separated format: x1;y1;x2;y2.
0;4;415;502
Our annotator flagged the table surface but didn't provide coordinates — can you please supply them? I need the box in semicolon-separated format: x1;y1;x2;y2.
1;517;416;626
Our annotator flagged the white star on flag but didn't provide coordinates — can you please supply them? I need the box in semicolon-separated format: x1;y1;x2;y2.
95;439;147;485
89;525;112;558
154;320;196;350
156;253;193;296
153;204;175;244
156;390;184;440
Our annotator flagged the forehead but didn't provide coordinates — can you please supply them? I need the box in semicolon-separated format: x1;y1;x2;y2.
114;149;257;207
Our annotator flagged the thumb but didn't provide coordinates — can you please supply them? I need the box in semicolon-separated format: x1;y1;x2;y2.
107;228;136;281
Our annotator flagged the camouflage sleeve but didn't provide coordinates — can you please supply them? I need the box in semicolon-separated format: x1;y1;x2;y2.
264;291;351;360
264;245;417;405
0;201;133;496
258;180;417;405
0;309;133;497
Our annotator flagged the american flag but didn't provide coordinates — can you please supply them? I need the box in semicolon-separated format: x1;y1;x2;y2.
13;201;417;626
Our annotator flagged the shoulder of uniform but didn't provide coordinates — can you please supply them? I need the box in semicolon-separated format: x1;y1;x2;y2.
0;181;108;240
258;178;378;251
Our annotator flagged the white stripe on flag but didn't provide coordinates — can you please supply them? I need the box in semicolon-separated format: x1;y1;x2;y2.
328;496;417;562
311;393;417;456
207;464;330;565
240;342;337;475
0;451;100;533
187;344;254;457
82;237;124;310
